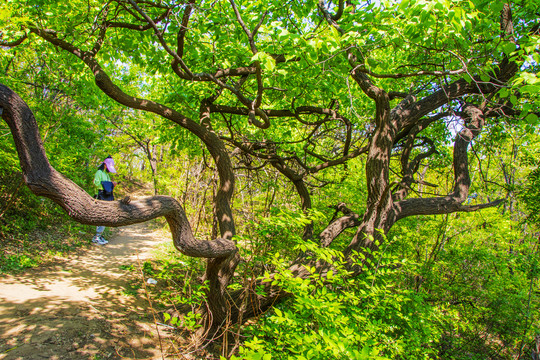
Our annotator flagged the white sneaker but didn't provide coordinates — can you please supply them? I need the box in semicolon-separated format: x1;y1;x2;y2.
98;235;109;244
92;235;107;245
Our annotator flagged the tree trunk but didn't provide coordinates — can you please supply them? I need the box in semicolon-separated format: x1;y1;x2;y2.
0;82;237;273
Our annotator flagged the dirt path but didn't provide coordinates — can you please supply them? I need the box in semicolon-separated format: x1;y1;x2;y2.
0;223;175;360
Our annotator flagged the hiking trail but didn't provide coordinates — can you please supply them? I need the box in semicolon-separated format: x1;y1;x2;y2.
0;223;175;360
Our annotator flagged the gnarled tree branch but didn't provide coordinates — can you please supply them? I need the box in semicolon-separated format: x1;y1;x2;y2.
0;83;236;258
394;104;503;220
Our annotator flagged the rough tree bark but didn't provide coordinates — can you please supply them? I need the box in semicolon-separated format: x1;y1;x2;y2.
0;83;239;337
0;0;528;346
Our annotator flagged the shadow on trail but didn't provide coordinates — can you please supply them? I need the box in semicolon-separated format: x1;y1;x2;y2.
0;223;172;360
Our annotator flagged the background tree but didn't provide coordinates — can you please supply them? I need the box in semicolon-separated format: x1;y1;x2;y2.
1;0;539;354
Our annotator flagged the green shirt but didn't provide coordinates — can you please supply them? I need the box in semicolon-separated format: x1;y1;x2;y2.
94;169;111;191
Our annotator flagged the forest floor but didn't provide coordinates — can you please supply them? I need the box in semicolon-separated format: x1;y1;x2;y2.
0;223;182;360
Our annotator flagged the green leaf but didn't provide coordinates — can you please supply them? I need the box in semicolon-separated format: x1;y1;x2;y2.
520;85;540;94
327;270;334;280
490;1;505;13
163;313;171;322
525;114;538;124
502;42;516;55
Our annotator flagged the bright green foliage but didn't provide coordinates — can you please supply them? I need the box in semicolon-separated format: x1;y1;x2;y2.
1;0;540;357
224;207;540;359
138;244;211;331
232;233;439;359
392;209;540;358
521;165;540;226
520;137;540;227
0;34;112;270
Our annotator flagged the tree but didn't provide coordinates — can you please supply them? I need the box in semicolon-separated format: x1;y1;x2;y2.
1;0;539;344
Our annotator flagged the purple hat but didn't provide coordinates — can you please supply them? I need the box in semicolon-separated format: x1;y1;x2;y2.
103;157;117;173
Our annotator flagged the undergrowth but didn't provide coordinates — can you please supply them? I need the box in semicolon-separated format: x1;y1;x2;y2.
0;198;96;273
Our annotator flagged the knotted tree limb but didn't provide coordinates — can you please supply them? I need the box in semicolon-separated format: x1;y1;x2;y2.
0;83;237;259
320;203;361;247
27;26;236;239
394;104;503;221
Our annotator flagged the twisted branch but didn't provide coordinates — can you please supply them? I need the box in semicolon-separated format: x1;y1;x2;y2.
0;83;236;259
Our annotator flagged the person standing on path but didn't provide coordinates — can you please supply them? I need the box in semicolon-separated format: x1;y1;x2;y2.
92;156;117;245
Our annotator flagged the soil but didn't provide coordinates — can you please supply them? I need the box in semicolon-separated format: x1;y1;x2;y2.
0;223;179;360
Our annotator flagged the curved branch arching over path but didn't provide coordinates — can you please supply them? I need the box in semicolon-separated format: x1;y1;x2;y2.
0;83;237;259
